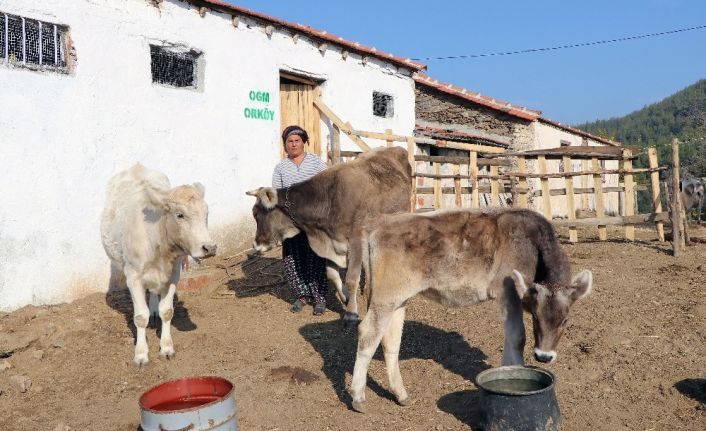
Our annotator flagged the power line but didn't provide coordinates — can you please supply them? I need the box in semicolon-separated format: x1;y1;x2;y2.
412;24;706;61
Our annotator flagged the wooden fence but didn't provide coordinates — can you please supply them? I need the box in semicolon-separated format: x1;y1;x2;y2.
313;98;668;243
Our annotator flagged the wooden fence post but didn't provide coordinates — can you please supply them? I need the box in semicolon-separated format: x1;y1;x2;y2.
407;137;416;212
563;155;578;243
433;161;442;210
490;165;500;206
647;148;665;242
622;149;635;241
332;124;341;165
538;155;552;219
592;157;607;240
470;151;480;209
517;156;529;208
385;129;393;148
453;164;462;207
671;139;686;255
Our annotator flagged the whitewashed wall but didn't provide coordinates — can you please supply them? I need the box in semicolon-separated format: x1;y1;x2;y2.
0;0;416;311
532;121;620;218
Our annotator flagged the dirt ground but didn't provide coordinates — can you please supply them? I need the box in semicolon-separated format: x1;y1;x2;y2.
1;223;705;430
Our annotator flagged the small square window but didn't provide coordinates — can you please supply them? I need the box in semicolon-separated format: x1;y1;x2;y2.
0;12;69;70
150;45;201;89
373;91;394;118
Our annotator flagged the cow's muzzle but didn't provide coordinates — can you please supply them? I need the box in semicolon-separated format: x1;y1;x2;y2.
533;348;556;363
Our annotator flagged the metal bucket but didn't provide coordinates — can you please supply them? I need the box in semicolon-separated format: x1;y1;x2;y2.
139;376;238;431
475;366;560;431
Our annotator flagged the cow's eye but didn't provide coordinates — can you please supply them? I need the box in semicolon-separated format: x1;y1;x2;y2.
176;213;185;219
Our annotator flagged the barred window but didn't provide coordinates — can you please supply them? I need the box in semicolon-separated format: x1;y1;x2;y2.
0;12;68;69
373;91;394;118
150;45;201;89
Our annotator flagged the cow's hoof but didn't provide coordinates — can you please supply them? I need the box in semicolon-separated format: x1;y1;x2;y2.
351;400;367;413
133;356;149;368
397;396;411;406
160;350;176;360
342;312;359;329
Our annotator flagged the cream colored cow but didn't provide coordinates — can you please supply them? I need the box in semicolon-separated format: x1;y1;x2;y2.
101;163;216;366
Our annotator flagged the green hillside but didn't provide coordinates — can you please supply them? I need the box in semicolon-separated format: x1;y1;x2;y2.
577;79;706;177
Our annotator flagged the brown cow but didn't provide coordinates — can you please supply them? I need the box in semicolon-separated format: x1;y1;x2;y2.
349;208;592;412
246;146;411;326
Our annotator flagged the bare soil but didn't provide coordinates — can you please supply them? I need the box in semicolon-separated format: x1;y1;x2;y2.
1;224;705;430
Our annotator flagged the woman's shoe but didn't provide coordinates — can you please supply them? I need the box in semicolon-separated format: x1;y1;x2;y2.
290;298;306;313
313;302;326;316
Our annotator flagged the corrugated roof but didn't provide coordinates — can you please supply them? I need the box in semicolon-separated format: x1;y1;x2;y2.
414;73;542;121
192;1;427;71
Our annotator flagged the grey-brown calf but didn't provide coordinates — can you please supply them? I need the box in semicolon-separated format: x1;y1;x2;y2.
349;208;592;412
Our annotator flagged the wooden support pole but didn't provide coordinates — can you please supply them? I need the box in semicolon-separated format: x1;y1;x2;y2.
671;139;685;255
517;156;528;208
563;155;578;243
433;162;442;210
622;149;636;241
470;151;480;209
490;165;500;206
312;98;371;152
453;164;462;207
538;155;552;219
581;157;589;210
648;147;665;242
385;129;393;148
407;137;417;213
332;124;341;165
592;157;607;241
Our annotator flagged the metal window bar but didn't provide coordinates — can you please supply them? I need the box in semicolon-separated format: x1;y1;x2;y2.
53;24;57;66
38;20;41;65
1;14;6;60
21;16;24;64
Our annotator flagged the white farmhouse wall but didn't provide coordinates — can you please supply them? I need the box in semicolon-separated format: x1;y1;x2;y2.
532;121;620;218
0;0;416;311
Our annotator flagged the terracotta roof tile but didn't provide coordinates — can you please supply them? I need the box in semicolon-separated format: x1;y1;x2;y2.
414;73;541;121
195;1;426;71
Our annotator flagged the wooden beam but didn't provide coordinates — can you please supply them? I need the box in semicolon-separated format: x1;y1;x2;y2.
490;165;500;206
563;155;578;243
453;164;462;207
433;162;442;210
499;167;664;179
407;137;417;212
499;145;625;159
435;140;507;154
332;124;341;165
414;155;511;166
622;149;635;241
647;147;665;242
385;129;393;148
671;139;685;255
470;151;480;209
312;98;372;152
592;157;607;240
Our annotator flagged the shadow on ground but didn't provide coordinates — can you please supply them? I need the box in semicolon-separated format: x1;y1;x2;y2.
299;319;490;411
674;378;706;403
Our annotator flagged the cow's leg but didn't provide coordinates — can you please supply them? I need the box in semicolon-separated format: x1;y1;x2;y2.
158;283;177;359
126;271;150;366
326;264;348;305
381;306;409;406
342;237;363;328
350;306;392;413
501;277;526;366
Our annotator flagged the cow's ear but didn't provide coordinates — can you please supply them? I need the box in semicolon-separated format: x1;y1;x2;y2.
259;187;278;210
511;270;529;299
685;183;695;195
193;182;205;199
570;270;593;301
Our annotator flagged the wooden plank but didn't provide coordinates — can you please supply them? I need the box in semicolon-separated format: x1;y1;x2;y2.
517;156;528;208
332;124;341;164
312;98;372;152
647;147;665;242
433;162;442;209
417;185;511;194
352;129;409;143
414;155;511;166
551;212;670;227
490;165;499;206
385;129;393;148
453;164;462;207
592;157;607;240
407;137;417;212
499;167;663;178
622;149;635;241
538;155;552;219
563;155;578;243
436;140;507;154
499;145;624;159
470;151;480;209
671;139;685;255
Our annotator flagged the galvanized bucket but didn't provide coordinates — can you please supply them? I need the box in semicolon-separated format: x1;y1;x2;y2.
475;366;560;431
139;376;238;431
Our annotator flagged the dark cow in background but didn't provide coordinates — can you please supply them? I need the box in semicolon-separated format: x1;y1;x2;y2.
247;146;412;325
349;208;592;412
660;169;705;223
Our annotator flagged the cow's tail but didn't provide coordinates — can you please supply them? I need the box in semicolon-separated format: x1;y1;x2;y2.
361;230;373;313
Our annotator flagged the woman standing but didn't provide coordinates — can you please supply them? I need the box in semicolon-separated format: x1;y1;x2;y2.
272;125;330;315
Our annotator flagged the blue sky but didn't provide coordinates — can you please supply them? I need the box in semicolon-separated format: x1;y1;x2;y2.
226;1;706;125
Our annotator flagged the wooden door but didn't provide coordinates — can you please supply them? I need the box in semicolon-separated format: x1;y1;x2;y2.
279;82;321;157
